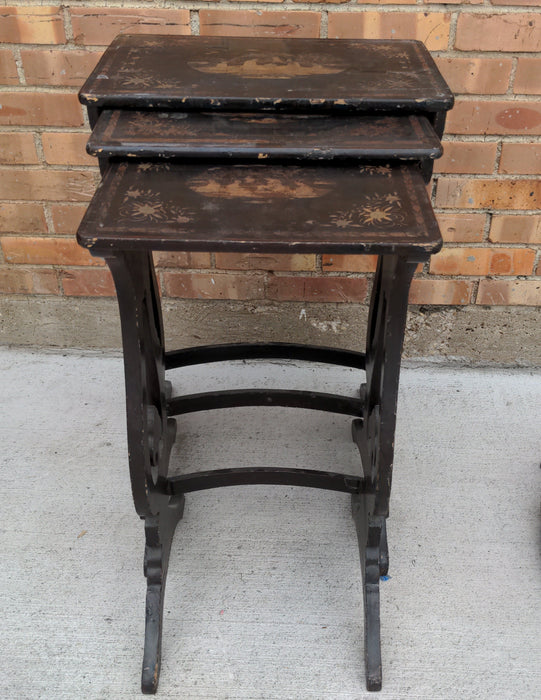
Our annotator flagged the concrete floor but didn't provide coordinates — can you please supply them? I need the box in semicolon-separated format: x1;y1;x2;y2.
1;347;540;700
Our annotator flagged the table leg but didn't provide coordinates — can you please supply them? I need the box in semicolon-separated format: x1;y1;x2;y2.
352;495;384;691
105;250;183;692
142;494;185;693
353;254;416;690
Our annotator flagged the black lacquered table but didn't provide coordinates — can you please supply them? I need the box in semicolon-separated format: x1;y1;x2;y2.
78;34;453;693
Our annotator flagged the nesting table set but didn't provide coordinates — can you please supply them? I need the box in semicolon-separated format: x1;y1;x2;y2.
77;35;453;693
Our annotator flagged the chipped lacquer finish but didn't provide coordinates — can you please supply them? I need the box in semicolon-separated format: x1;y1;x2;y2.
76;31;452;697
88;111;442;162
79;35;453;116
77;162;441;258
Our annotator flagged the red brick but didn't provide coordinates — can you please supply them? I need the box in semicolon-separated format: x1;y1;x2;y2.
0;93;83;127
455;13;540;52
490;0;539;6
435;178;541;210
446;99;541;136
50;204;87;235
215;253;315;271
0;133;39;164
435;213;485;243
321;255;377;273
0;203;46;233
514;58;541;96
21;49;102;87
0;7;65;44
71;8;191;45
434;57;512;95
0;266;58;294
362;0;417;4
163;272;265;300
499;143;541;175
328;12;451;50
424;0;482;3
200;10;320;38
429;247;535;276
153;252;211;268
489;215;541;244
267;275;367;302
62;268;115;296
0;49;18;85
41;132;94;166
1;236;103;266
0;170;96;202
409;279;472;305
435;142;497;175
477;280;541;306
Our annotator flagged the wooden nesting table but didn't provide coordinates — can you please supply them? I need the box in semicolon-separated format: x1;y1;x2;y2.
78;34;453;693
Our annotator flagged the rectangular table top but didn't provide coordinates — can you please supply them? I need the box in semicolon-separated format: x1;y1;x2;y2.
79;35;453;114
77;162;442;259
88;111;442;162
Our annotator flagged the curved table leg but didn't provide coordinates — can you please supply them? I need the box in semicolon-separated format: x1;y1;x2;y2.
142;493;185;694
352;494;384;692
105;250;184;692
350;255;417;691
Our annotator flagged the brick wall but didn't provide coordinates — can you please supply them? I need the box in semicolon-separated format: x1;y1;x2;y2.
1;2;540;311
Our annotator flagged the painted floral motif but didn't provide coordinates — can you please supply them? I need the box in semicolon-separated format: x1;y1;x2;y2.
116;58;157;89
117;74;156;89
119;188;192;225
358;165;392;177
329;192;404;229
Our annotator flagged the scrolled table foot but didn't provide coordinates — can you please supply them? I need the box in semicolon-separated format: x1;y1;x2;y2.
352;494;384;692
141;494;185;694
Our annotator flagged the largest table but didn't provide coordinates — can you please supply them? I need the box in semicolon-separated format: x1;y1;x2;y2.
78;34;453;693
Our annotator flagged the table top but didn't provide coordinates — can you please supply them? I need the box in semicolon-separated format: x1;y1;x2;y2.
88;111;442;162
77;162;442;258
79;35;453;114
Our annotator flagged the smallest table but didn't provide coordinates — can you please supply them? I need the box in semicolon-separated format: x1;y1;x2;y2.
77;34;452;694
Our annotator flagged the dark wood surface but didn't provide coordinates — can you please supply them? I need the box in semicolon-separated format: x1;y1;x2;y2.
88;111;442;162
79;35;453;114
77;162;442;257
77;32;452;695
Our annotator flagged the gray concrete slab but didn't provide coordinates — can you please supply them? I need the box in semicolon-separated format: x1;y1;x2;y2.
2;296;541;366
1;347;540;699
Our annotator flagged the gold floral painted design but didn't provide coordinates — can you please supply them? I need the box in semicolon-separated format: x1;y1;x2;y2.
116;57;157;89
116;74;156;89
119;188;192;225
329;192;404;229
357;165;392;177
